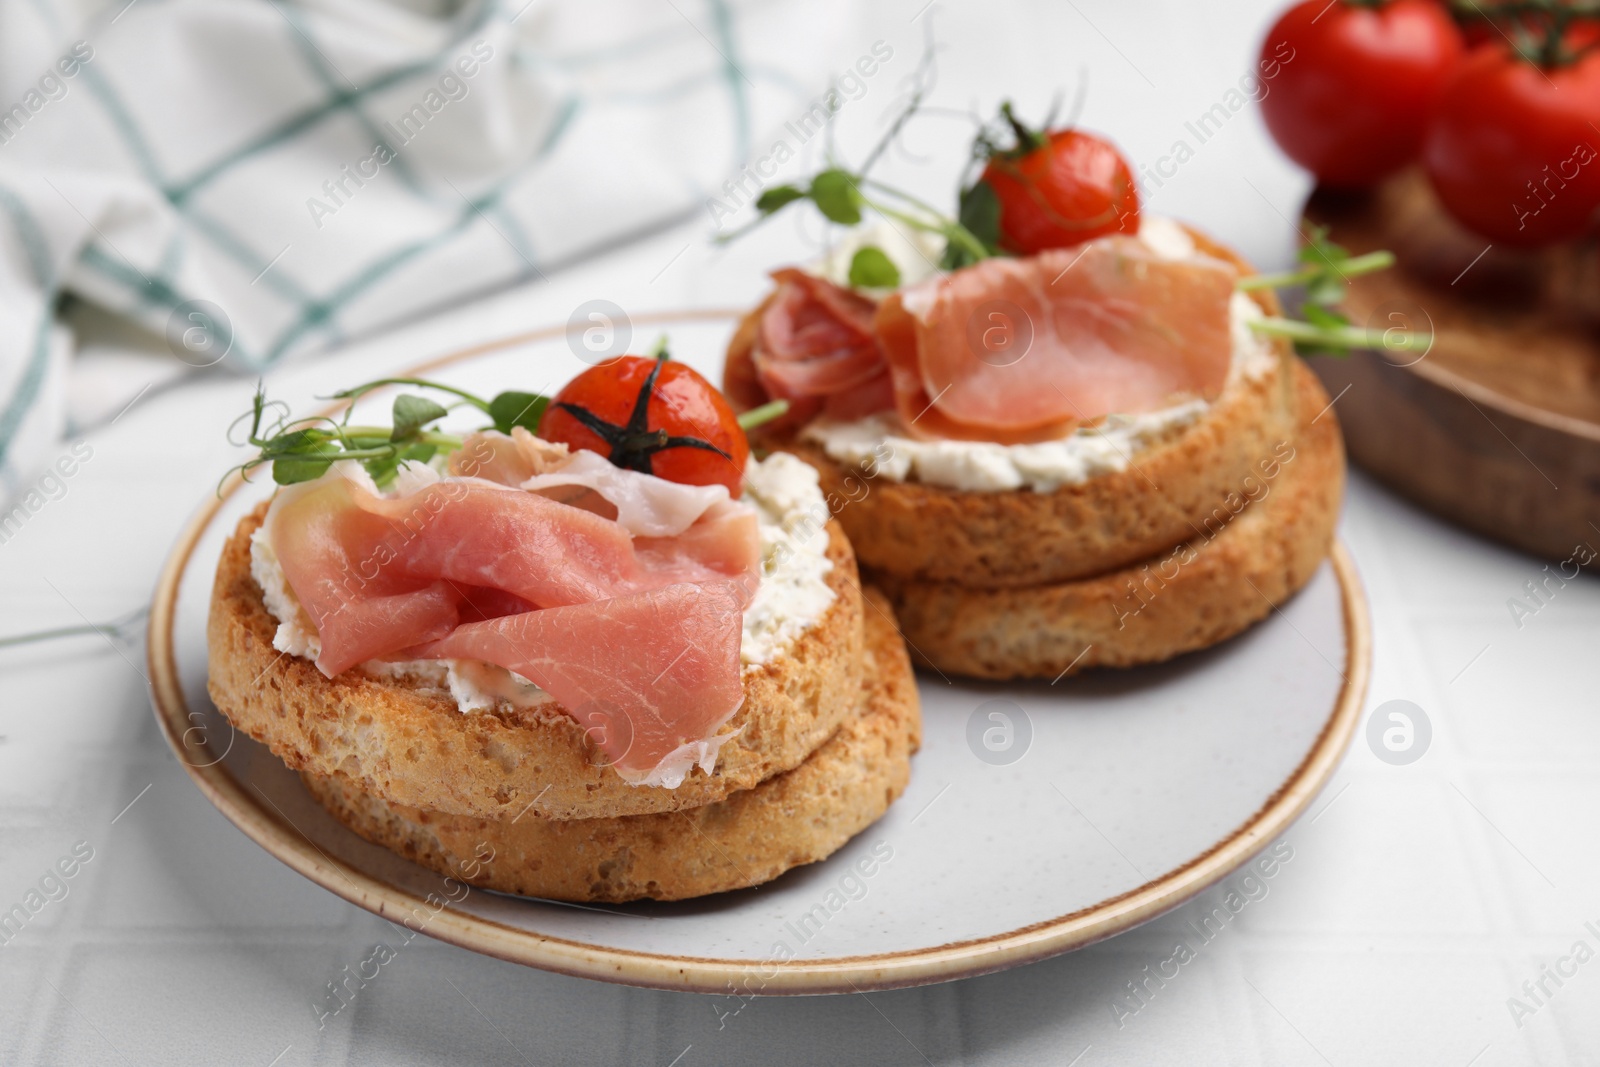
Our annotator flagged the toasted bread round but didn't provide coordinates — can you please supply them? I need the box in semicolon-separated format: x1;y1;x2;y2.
207;508;864;821
299;591;920;903
724;229;1298;587
876;359;1343;680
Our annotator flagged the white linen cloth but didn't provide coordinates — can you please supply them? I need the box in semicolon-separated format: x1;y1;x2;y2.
0;0;846;502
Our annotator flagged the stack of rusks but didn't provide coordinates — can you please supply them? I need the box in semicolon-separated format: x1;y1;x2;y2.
205;210;1341;903
208;440;922;902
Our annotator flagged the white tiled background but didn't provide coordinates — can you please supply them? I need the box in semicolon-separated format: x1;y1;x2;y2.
4;1;1599;1063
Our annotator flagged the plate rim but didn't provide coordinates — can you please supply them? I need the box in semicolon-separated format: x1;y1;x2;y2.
147;311;1372;995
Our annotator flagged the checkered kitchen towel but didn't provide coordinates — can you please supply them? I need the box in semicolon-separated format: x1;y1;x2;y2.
0;0;849;501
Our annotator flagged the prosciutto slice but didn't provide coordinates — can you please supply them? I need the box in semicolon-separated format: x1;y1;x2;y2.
519;447;733;538
266;465;757;677
261;438;765;786
304;582;462;678
878;236;1237;441
753;269;892;410
448;427;570;485
416;579;747;780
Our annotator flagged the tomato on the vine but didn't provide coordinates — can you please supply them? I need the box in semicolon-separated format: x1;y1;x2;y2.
977;110;1140;255
1423;43;1600;246
539;356;750;495
1259;0;1464;189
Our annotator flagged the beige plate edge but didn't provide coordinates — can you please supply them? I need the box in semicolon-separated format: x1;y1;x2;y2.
145;312;1373;995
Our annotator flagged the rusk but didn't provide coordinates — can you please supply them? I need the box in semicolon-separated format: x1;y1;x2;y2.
876;359;1343;679
207;505;864;821
299;591;920;902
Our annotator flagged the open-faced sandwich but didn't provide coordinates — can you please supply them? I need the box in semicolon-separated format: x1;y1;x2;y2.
723;103;1418;680
206;355;919;902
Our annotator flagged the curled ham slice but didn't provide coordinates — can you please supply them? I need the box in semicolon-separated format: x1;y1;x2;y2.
264;443;765;787
457;585;537;621
454;430;762;593
753;269;893;417
266;465;757;678
307;583;462;678
415;579;747;782
448;427;570;485
452;428;747;541
519;447;733;539
878;236;1238;442
638;501;761;599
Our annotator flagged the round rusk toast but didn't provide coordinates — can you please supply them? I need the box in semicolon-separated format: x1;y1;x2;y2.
876;359;1343;680
299;591;920;903
207;506;864;822
725;228;1300;586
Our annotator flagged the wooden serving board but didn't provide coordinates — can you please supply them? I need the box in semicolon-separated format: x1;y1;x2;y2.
1302;168;1600;565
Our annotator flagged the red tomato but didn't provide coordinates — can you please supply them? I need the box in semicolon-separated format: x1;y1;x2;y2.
539;356;750;495
1259;0;1464;189
1427;43;1600;246
980;128;1140;255
1424;43;1600;246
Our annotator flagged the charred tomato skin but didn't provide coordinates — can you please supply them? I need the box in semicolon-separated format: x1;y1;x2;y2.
539;357;750;495
981;128;1140;254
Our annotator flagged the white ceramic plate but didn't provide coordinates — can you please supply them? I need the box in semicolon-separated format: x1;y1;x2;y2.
148;313;1370;994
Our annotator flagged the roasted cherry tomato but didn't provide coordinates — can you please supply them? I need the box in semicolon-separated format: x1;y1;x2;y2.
1259;0;1464;189
1423;42;1600;246
539;356;749;495
980;122;1140;255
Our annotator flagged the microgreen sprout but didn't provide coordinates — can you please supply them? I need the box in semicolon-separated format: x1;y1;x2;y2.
224;377;549;491
717;38;996;274
1243;225;1431;357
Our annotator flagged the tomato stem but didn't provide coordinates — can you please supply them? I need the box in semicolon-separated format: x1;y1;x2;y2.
1447;0;1600;68
998;102;1049;157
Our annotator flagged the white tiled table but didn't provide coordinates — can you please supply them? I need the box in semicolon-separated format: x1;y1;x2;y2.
5;1;1599;1063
